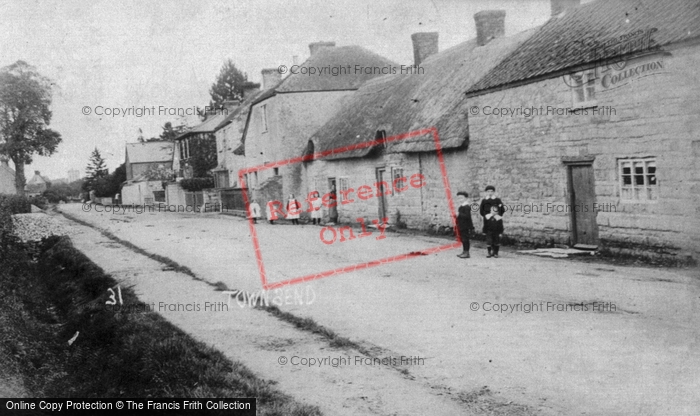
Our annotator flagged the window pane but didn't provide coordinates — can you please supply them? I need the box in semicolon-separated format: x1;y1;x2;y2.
622;175;632;185
634;175;644;185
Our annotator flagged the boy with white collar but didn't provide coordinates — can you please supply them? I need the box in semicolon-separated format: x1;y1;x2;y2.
479;185;505;258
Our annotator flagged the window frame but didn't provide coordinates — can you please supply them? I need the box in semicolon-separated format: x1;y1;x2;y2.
570;69;598;109
618;157;657;203
391;166;405;196
338;177;350;203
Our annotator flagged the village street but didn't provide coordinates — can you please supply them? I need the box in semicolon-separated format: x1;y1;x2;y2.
56;203;700;415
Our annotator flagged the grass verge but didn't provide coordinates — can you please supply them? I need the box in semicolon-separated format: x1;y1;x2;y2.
0;235;321;415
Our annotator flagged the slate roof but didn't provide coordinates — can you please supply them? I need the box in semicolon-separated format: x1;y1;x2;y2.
252;45;399;106
310;29;536;159
125;141;174;164
467;0;700;96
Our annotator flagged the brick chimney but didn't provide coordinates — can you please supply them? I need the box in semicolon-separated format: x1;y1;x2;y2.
242;82;261;99
411;32;439;66
309;41;336;56
0;156;9;167
261;68;282;90
551;0;580;17
474;10;506;46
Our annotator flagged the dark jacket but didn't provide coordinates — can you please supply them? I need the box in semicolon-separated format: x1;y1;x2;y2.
479;197;505;218
483;216;504;234
457;204;474;232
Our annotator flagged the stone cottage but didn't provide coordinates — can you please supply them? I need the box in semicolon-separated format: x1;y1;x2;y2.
303;0;700;262
463;0;700;260
304;11;534;228
239;42;398;206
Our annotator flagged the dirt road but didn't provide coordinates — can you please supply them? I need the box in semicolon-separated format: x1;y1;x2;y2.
57;203;700;415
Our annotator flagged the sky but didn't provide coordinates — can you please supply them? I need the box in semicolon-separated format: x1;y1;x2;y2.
0;0;583;180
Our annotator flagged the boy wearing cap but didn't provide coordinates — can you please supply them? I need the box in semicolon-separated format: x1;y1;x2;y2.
479;185;505;258
456;191;475;258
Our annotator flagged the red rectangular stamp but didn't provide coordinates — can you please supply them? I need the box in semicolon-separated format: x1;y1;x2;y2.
239;127;460;290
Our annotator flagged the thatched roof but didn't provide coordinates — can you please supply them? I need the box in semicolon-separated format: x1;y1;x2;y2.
310;29;536;160
467;0;700;96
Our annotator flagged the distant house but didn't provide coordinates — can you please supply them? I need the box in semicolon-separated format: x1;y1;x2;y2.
172;111;229;179
122;141;174;205
240;42;398;206
125;141;174;181
25;170;51;196
211;83;261;189
0;157;16;194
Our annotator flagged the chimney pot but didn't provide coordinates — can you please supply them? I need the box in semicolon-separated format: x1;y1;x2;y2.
261;68;282;90
35;170;40;175
309;41;336;56
411;32;439;66
474;10;506;47
551;0;581;17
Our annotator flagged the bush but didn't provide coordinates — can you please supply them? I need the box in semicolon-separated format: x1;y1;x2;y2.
0;193;31;214
27;195;49;210
42;189;68;203
180;177;214;192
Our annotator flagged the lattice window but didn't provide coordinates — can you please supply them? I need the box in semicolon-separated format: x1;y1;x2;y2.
619;158;657;201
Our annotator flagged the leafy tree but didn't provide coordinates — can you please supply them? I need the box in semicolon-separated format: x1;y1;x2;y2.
188;134;217;178
156;121;188;142
83;148;108;192
209;59;248;111
0;60;62;195
90;163;126;198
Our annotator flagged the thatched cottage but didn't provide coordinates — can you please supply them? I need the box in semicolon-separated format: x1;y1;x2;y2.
301;0;700;261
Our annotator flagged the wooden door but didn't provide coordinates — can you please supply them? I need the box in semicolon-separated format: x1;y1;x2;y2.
568;164;599;246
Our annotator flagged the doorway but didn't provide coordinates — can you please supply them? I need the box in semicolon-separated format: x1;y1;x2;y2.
566;161;599;247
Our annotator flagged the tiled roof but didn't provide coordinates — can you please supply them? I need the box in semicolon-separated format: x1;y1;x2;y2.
125;141;174;164
468;0;700;95
252;45;399;106
310;29;536;159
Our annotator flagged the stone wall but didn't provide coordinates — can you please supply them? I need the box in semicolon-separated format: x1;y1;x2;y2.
450;45;700;260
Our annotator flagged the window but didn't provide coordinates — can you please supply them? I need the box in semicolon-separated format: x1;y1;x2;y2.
273;167;279;176
338;177;349;202
619;158;657;201
376;130;387;147
261;105;268;132
391;167;405;195
570;70;596;105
